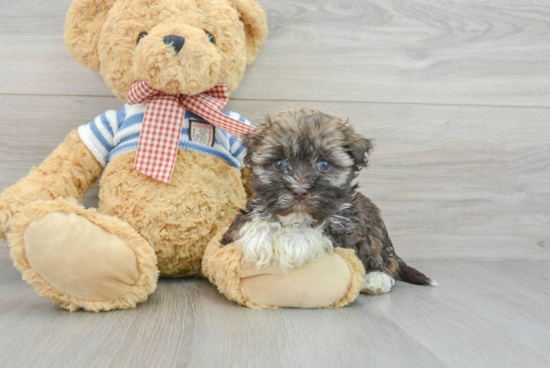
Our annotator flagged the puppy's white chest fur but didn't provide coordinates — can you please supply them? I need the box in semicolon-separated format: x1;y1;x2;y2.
236;214;333;269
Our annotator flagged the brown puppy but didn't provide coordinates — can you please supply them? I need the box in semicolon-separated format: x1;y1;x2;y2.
221;108;435;294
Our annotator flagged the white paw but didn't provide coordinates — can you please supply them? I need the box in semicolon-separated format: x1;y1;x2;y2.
362;271;395;294
238;217;280;267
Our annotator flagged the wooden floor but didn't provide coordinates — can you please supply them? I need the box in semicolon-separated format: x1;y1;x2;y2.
1;250;550;368
1;0;549;367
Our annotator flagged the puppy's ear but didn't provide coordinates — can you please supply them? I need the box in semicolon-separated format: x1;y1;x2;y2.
343;123;373;170
242;120;270;165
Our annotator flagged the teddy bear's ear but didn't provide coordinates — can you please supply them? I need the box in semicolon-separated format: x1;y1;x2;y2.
232;0;268;64
64;0;116;72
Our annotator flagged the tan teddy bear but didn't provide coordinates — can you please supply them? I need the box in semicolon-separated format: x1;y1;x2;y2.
0;0;267;312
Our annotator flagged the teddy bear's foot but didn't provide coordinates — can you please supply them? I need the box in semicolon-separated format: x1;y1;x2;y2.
202;231;367;309
361;271;395;295
8;198;158;312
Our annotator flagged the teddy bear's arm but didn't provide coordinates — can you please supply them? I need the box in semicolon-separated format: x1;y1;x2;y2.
241;166;254;198
0;130;103;240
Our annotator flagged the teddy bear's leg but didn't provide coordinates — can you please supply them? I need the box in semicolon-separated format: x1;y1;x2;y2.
8;198;158;312
361;271;395;295
202;232;366;309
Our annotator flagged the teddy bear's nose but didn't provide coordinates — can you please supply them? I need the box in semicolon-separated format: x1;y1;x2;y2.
163;35;186;54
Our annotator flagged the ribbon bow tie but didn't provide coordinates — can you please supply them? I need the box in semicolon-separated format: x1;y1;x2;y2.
127;81;255;184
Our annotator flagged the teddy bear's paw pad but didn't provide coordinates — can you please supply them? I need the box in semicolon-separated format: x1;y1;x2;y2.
23;212;140;302
361;271;395;295
240;252;352;308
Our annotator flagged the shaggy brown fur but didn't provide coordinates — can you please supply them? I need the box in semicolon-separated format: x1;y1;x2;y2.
221;108;433;286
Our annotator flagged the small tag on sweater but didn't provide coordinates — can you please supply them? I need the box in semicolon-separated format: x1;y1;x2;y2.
189;120;215;147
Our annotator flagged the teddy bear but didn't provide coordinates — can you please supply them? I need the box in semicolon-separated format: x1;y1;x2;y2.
0;0;268;312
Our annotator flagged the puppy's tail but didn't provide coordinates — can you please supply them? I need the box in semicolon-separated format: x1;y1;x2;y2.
397;258;437;286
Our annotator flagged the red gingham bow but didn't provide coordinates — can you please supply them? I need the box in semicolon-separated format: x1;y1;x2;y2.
127;81;255;184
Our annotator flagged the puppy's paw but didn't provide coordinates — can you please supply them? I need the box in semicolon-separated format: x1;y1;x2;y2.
238;217;280;268
361;271;395;295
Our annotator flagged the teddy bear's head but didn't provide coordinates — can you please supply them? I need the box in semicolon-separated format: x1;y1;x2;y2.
64;0;267;101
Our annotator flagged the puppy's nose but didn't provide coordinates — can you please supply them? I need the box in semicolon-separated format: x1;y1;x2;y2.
163;35;186;54
292;187;309;201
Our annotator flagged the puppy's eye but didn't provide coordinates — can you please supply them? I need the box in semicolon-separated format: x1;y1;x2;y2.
317;160;331;172
137;32;148;44
272;159;287;171
205;31;215;44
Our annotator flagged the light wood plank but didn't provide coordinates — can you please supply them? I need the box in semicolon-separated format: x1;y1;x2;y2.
383;261;550;367
0;0;112;97
1;252;550;368
1;95;549;261
1;0;549;106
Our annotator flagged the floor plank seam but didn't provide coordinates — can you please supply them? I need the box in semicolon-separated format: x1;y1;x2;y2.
2;92;550;110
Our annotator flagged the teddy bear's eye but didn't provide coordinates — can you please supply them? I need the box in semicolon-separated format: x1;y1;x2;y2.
137;32;148;44
205;32;215;44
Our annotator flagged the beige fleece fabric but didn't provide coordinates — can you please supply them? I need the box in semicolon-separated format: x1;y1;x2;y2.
9;198;158;312
25;212;140;301
202;230;366;309
240;252;353;308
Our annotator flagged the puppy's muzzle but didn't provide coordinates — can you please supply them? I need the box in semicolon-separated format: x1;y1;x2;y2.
292;187;309;202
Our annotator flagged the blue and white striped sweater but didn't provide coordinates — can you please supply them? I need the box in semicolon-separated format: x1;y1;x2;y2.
78;103;252;170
